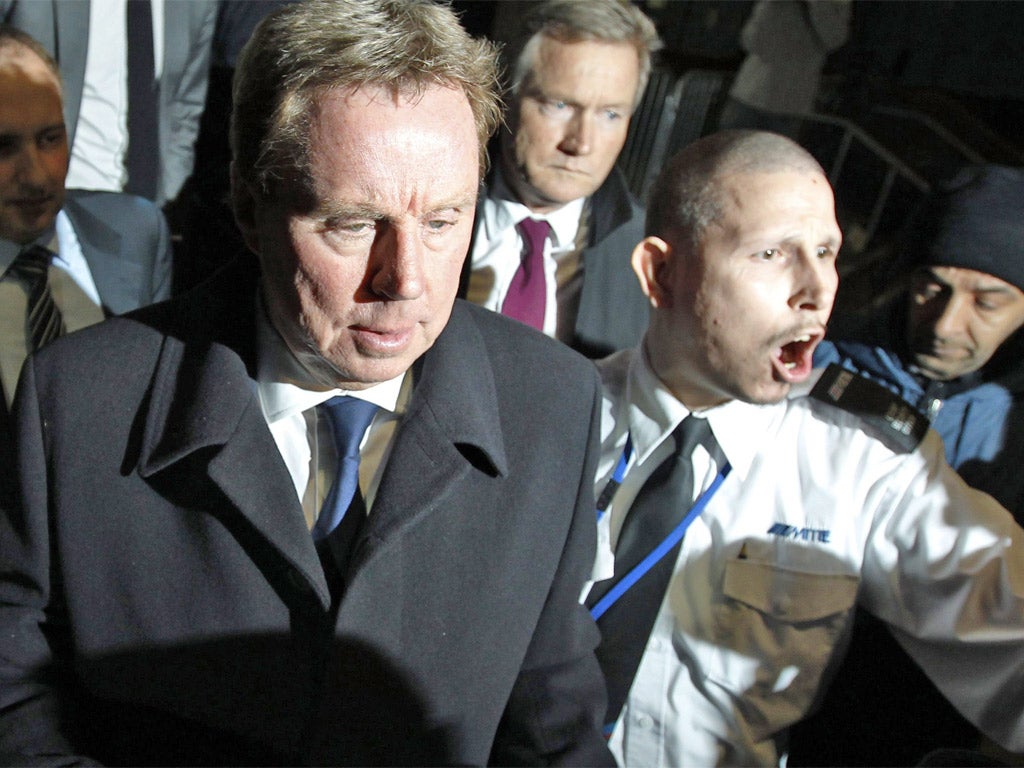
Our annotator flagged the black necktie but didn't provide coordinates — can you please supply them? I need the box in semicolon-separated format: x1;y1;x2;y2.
313;396;380;595
7;245;66;352
126;0;159;199
588;415;721;728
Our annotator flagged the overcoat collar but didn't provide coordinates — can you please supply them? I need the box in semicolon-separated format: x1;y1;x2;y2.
131;258;333;603
360;301;508;563
132;258;508;607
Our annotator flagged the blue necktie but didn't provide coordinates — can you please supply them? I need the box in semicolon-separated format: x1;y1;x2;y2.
312;396;380;543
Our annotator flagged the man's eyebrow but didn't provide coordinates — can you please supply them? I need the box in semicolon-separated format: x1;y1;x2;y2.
315;202;381;221
523;84;577;105
974;283;1018;295
314;193;479;221
429;192;479;212
766;233;841;250
916;269;1018;296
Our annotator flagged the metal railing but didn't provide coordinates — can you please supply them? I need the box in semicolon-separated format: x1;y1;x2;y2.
619;69;936;256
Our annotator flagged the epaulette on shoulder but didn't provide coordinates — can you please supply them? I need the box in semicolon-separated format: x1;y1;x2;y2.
808;364;928;453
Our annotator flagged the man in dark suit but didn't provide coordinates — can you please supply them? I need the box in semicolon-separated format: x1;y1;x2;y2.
0;24;169;482
0;2;613;765
460;0;661;358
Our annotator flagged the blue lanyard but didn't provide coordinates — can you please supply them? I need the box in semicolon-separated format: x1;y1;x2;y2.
590;434;732;622
595;434;632;521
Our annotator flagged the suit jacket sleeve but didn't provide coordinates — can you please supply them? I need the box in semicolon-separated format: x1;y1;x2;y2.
159;0;217;204
489;365;615;766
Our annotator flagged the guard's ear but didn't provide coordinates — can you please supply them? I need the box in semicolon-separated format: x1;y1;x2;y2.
632;236;674;309
229;161;261;255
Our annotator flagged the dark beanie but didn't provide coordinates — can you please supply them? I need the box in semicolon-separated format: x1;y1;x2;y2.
914;164;1024;292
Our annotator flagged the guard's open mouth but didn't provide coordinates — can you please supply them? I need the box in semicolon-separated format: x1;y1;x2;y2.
773;333;819;380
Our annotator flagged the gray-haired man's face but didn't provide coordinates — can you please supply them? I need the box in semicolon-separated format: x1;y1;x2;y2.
504;35;638;214
244;84;480;390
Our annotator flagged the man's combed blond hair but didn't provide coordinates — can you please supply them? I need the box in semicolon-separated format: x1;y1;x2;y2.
507;0;662;111
231;0;502;199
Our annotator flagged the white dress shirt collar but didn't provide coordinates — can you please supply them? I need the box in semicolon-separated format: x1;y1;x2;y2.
253;296;407;514
625;345;779;481
483;166;587;252
0;213;99;305
255;299;404;421
0;225;57;270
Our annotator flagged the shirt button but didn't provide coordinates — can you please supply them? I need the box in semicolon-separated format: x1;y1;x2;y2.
649;638;663;652
635;714;654;729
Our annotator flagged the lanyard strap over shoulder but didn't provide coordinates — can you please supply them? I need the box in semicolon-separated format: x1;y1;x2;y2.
590;459;731;621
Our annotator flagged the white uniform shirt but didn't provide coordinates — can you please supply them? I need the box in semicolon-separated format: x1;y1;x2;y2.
595;347;1024;767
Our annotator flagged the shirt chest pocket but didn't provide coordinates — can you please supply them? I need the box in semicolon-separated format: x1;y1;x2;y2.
703;558;860;741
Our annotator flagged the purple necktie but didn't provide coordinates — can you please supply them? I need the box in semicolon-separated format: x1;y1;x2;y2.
500;218;550;330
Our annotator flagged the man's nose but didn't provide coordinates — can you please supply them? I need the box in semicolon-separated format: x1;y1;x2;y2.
930;292;970;340
15;145;50;189
790;254;837;314
559;111;593;156
370;229;426;301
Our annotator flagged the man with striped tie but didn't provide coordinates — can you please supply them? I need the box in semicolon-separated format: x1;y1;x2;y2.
0;24;171;426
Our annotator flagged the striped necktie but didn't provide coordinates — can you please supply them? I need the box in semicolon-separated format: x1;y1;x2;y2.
8;245;66;352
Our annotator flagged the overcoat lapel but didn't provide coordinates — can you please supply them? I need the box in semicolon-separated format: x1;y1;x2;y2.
132;262;331;609
124;266;511;606
357;303;509;566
